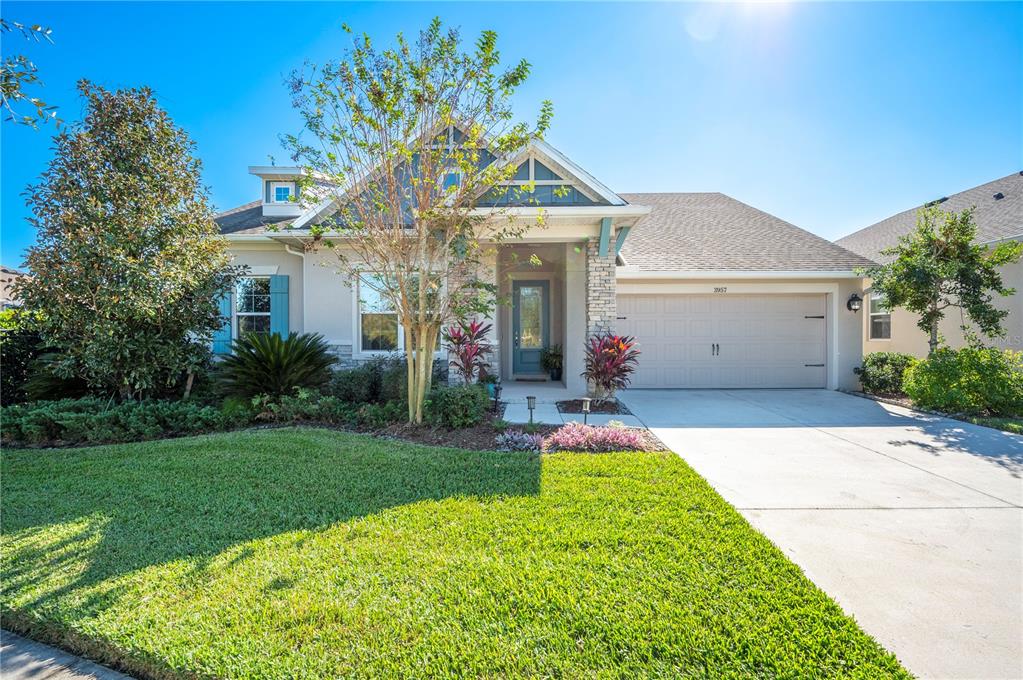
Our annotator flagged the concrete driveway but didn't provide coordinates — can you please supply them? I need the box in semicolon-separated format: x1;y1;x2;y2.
620;389;1023;680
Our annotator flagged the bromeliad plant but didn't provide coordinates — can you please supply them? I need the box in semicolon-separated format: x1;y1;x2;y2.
444;320;494;385
582;332;641;403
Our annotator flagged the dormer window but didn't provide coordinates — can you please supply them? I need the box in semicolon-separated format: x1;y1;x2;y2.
269;181;294;204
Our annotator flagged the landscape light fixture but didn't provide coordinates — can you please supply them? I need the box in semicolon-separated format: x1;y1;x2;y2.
526;395;536;424
582;397;591;425
492;381;503;412
847;293;863;313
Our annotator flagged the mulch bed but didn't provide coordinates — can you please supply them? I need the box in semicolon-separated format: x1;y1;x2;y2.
557;399;632;415
376;417;558;451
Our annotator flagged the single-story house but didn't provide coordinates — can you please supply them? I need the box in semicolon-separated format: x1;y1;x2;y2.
837;172;1023;357
215;139;873;394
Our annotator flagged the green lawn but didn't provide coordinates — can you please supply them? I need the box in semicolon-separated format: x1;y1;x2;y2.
2;428;907;678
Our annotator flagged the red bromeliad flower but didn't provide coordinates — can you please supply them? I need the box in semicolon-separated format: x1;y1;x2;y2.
582;332;641;402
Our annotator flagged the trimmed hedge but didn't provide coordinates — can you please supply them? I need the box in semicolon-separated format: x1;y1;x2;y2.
426;385;489;428
858;352;917;395
1;397;244;446
903;347;1023;416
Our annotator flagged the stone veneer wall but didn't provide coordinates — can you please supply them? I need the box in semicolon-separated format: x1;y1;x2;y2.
585;231;617;337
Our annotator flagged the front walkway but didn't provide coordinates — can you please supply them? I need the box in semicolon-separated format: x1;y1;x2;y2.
500;381;643;425
619;389;1023;680
1;630;134;679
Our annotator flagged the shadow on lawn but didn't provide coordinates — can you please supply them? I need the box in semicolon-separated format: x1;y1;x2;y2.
2;427;541;617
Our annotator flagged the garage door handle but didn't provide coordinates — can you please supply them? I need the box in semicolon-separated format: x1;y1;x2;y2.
805;363;825;367
617;316;627;320
804;315;825;319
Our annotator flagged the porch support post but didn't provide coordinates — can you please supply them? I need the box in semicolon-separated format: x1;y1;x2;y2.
598;217;612;258
586;223;617;339
586;223;618;397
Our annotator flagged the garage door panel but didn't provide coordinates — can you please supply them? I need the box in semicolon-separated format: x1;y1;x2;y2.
619;293;827;389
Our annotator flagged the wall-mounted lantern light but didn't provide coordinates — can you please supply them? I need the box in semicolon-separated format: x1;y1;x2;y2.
847;293;863;313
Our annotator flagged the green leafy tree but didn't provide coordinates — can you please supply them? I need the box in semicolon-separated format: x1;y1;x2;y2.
283;19;552;423
864;206;1023;355
17;81;234;399
0;19;60;128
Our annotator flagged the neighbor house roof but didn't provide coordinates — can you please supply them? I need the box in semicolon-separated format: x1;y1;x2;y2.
215;201;294;235
837;172;1023;263
617;192;875;273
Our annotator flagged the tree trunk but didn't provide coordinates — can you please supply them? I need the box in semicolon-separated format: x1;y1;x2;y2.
928;301;939;356
405;327;417;423
183;370;195;400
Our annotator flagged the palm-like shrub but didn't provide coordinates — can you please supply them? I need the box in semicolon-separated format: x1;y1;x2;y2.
582;333;641;402
218;332;337;399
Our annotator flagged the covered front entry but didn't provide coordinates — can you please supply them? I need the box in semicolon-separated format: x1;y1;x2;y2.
618;293;827;388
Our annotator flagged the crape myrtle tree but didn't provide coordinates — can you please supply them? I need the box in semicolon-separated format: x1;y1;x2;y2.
0;18;60;127
864;206;1023;355
283;19;553;423
17;81;235;399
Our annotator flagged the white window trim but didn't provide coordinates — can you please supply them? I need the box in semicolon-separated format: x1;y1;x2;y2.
353;271;446;358
868;292;891;341
233;275;271;339
269;181;294;205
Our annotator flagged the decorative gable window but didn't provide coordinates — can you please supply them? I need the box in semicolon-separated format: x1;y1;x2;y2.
478;157;598;207
869;292;891;340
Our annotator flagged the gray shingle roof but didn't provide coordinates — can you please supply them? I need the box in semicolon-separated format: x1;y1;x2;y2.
216;192;875;273
837;172;1023;263
215;201;294;235
618;193;875;272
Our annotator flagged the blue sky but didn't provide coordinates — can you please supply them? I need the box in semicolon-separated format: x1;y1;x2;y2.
2;1;1020;267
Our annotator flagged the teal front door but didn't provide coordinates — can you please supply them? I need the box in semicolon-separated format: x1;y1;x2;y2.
512;280;549;375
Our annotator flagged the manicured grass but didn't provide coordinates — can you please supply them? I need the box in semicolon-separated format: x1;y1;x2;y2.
967;416;1023;435
2;428;908;678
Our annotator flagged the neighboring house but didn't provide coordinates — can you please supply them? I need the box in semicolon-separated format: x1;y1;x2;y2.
0;266;27;310
215;138;872;394
837;172;1023;357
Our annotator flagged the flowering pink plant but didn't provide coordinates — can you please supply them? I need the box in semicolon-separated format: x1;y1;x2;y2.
582;333;641;402
444;319;494;385
542;422;648;453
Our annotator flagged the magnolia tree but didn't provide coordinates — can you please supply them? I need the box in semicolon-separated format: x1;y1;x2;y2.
865;206;1023;355
18;81;234;399
283;19;553;423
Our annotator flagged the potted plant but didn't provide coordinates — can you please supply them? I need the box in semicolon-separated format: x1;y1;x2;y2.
479;370;499;397
541;344;564;382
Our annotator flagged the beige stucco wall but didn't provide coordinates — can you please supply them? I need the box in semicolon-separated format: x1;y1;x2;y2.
862;260;1023;356
228;243;305;334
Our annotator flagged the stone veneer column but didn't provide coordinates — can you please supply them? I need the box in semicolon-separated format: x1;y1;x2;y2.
585;227;617;338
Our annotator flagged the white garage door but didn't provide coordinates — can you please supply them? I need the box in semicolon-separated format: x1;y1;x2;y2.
617;294;827;388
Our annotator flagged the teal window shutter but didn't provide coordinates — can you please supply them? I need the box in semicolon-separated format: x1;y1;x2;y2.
212;291;233;354
269;275;289;337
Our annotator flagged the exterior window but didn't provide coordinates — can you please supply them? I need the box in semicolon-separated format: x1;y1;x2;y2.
359;274;399;351
869;292;891;340
236;277;271;336
269;181;293;204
